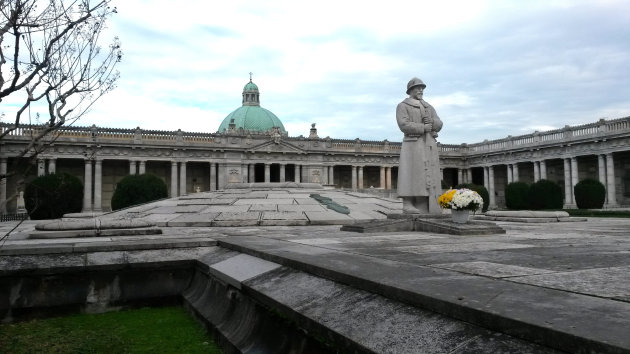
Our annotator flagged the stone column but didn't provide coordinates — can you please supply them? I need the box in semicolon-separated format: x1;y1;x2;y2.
563;158;572;207
483;167;489;190
93;159;102;212
466;169;473;184
540;160;547;180
380;167;385;189
179;161;187;196
0;158;7;214
210;163;217;190
218;164;226;189
129;160;137;175
457;169;463;185
606;153;617;206
506;165;513;184
242;164;249;183
570;157;578;203
280;164;286;182
82;160;93;212
513;163;519;182
37;159;45;176
351;166;357;190
598;155;606;185
248;164;255;183
488;166;496;209
138;160;146;175
329;165;335;186
170;161;178;197
357;166;364;189
533;161;540;182
264;163;270;183
48;159;56;174
295;164;301;183
386;167;392;190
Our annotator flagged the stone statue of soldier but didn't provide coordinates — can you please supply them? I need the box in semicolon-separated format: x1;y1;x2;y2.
396;77;443;214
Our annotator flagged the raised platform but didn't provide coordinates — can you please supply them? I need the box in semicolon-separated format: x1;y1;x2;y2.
1;189;629;353
482;210;587;223
342;213;506;235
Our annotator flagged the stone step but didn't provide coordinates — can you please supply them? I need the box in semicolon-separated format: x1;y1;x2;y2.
213;235;630;353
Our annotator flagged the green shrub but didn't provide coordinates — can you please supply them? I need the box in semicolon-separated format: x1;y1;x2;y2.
528;179;563;210
24;173;83;220
574;178;606;209
505;182;530;210
455;183;489;212
111;174;168;210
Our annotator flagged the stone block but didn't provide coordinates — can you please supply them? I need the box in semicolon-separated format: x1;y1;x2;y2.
208;253;281;290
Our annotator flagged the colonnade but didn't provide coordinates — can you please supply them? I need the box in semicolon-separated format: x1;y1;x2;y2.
468;153;618;209
0;152;622;214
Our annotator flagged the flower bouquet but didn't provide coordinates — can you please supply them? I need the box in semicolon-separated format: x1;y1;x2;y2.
438;188;484;212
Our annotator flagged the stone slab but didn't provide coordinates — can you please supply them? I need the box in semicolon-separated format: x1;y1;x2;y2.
208;253;281;290
304;211;354;225
29;227;162;239
35;219;155;231
246;267;557;353
278;204;326;212
167;213;220;227
248;204;278;211
212;212;260;226
203;205;250;213
177;199;235;206
341;219;414;233
150;205;208;214
234;198;296;205
482;216;587;223
432;261;557;278
216;235;630;353
509;266;630;300
486;210;570;218
259;212;309;226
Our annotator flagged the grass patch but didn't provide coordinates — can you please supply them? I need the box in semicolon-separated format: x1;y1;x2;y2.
0;306;221;353
564;209;630;218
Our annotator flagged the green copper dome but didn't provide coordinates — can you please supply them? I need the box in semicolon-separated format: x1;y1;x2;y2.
243;81;259;91
218;106;286;133
218;77;287;134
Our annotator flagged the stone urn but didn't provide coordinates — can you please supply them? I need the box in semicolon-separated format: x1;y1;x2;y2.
451;209;470;224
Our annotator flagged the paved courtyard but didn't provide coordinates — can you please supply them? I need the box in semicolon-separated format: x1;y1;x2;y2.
1;185;629;353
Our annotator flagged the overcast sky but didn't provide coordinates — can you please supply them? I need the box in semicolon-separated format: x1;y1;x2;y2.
35;0;630;144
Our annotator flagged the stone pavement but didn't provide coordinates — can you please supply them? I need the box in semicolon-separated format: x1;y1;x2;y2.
1;185;629;353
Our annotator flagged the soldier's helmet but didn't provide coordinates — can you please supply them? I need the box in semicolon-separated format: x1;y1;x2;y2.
406;77;426;94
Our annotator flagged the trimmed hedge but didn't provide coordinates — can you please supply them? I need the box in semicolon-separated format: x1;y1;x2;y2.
528;179;563;210
111;174;168;210
505;182;530;210
455;183;489;212
24;173;83;220
574;178;606;209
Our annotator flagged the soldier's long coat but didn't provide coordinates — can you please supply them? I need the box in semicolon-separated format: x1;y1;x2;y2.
396;98;443;200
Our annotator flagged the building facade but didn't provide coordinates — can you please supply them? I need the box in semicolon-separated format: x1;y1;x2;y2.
1;80;629;213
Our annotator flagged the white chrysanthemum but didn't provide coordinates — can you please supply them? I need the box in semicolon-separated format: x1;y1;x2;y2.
450;189;484;211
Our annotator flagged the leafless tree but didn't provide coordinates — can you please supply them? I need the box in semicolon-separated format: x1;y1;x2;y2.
0;0;121;220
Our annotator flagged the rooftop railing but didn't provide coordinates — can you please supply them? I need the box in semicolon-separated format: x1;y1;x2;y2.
2;116;628;155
